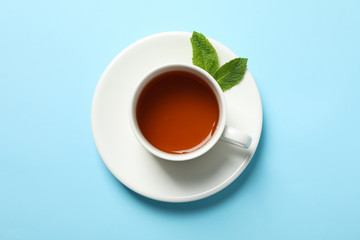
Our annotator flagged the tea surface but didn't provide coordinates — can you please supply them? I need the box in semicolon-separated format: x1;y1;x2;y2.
136;71;219;154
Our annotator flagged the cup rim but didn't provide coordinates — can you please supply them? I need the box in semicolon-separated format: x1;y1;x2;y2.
129;63;226;161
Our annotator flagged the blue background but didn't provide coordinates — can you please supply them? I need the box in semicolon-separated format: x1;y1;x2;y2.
1;0;359;239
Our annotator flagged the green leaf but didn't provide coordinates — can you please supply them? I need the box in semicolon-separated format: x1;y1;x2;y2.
214;58;248;91
190;31;219;77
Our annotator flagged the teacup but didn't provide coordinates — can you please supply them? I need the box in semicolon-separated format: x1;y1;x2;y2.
129;63;252;161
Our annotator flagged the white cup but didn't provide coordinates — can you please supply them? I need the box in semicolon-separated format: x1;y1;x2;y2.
129;63;252;161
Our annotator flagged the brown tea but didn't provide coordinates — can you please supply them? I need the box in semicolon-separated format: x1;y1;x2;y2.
136;70;219;154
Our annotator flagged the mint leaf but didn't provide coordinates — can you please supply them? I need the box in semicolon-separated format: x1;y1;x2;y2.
190;31;219;77
190;32;248;91
214;58;247;91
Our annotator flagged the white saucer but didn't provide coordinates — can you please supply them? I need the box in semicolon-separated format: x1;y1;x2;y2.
91;32;263;202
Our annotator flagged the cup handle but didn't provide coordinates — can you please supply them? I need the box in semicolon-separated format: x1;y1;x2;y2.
220;125;252;149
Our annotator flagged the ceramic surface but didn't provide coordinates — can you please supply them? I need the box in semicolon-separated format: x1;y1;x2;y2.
91;32;263;202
